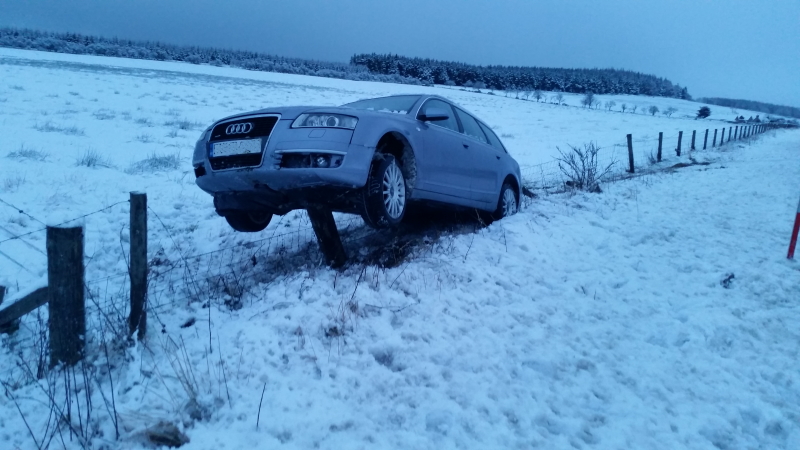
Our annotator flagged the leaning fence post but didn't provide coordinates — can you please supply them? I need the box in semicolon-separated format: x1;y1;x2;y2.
728;127;732;143
676;131;683;156
47;225;85;367
657;132;663;162
691;130;696;151
720;128;726;145
703;129;709;149
712;129;718;147
626;134;634;173
307;205;347;268
129;192;147;340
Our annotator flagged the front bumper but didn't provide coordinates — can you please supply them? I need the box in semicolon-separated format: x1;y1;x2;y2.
193;118;375;213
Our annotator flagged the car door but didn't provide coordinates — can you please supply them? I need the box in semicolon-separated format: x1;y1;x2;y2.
416;99;473;199
453;108;500;204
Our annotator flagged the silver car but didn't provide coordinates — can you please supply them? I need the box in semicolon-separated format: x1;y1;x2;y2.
192;95;521;231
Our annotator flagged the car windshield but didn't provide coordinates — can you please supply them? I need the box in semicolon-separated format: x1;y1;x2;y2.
342;95;421;114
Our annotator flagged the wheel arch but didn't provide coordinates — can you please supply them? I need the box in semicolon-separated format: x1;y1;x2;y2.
374;131;418;193
502;173;521;206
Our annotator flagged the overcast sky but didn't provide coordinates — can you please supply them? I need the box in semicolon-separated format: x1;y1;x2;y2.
1;0;798;106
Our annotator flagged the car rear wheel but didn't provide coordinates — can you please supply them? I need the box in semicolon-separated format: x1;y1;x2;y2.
224;211;273;232
492;182;518;220
362;154;407;228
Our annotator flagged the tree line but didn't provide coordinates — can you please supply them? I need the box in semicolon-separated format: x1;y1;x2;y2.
697;97;800;120
351;53;691;99
0;27;694;100
0;27;420;84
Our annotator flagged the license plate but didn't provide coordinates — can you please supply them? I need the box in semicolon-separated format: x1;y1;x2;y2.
211;139;262;157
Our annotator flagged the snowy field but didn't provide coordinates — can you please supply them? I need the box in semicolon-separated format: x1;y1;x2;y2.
0;48;799;449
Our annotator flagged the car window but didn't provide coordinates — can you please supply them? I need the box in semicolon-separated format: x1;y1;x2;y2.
455;108;488;144
417;99;459;132
342;95;420;114
479;122;507;152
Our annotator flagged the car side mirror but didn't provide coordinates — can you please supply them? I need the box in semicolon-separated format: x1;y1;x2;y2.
418;108;450;122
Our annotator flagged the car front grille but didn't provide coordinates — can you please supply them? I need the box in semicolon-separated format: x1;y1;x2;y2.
209;153;264;171
208;115;278;170
209;116;279;143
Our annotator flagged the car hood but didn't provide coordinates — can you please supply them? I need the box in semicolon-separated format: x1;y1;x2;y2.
213;105;416;124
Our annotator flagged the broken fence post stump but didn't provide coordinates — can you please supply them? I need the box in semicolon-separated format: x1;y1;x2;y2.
307;206;347;268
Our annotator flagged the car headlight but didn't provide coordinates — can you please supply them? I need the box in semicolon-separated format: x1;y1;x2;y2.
292;113;358;129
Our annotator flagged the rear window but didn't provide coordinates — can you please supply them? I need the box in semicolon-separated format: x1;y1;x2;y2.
479;122;507;152
342;95;420;114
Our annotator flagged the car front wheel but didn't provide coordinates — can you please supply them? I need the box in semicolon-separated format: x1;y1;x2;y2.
224;211;273;232
362;154;407;228
492;182;518;220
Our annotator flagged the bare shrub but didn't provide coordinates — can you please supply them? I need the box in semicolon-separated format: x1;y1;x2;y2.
75;148;114;168
135;117;153;127
581;92;595;108
3;174;26;191
135;133;154;143
8;144;49;161
34;121;85;136
127;152;182;173
556;142;615;192
165;118;202;130
92;109;116;120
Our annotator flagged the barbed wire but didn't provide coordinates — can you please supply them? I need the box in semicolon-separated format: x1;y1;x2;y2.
0;199;130;247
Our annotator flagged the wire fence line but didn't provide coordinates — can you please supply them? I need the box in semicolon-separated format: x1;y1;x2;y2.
1;123;777;377
517;124;769;193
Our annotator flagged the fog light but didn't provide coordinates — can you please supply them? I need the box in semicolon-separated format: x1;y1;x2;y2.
331;155;343;167
315;155;330;168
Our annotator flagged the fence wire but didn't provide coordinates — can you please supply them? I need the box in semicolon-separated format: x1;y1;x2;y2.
1;124;778;379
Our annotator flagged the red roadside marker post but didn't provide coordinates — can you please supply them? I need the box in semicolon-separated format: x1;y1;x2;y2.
789;193;800;259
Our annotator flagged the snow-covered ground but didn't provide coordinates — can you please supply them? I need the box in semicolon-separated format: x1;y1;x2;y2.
0;48;798;449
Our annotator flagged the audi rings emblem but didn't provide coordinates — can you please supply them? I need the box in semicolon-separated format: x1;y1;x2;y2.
225;122;254;135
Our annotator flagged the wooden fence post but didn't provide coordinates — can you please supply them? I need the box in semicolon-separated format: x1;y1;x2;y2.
703;129;709;149
728;127;732;142
720;128;726;145
0;286;5;306
712;129;718;147
307;205;347;268
691;130;696;151
735;126;739;140
129;192;147;340
657;132;663;162
626;134;634;173
676;131;683;156
47;225;84;367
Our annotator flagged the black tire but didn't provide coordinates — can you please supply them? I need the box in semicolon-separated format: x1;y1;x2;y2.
492;182;519;221
224;211;272;232
361;154;408;228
